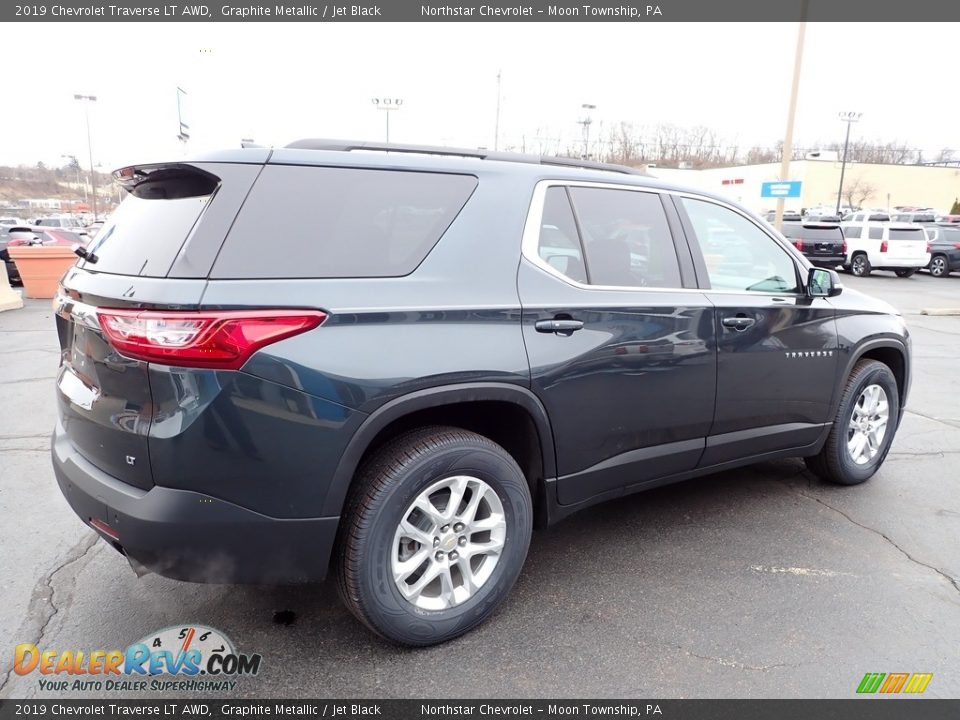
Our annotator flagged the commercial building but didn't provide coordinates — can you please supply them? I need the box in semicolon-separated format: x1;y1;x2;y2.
651;159;960;214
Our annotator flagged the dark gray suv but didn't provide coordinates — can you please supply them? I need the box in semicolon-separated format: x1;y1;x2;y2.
52;140;911;645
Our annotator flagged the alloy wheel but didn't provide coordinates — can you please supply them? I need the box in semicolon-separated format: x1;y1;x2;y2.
392;475;506;611
847;384;889;465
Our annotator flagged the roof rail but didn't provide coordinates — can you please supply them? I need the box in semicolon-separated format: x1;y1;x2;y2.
283;138;647;176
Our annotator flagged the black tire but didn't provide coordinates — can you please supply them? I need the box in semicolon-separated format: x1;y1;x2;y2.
929;255;950;278
850;253;871;277
805;359;899;485
336;426;533;646
894;268;917;278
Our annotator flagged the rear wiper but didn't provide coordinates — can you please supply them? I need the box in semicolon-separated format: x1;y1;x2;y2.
73;244;98;264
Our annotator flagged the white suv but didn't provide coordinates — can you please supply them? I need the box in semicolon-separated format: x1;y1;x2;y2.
840;220;930;277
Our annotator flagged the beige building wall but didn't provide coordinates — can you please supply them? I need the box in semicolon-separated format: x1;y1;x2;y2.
651;161;960;214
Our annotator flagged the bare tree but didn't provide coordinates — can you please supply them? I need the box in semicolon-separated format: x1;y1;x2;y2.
843;176;876;210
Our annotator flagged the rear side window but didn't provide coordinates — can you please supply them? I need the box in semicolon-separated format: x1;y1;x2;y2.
567;187;682;288
81;167;218;276
844;226;862;239
868;227;884;240
212;166;477;279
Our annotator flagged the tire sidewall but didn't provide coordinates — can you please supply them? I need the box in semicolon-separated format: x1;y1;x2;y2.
833;364;899;483
358;441;531;644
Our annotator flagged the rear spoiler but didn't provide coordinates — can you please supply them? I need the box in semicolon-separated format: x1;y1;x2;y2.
112;163;220;198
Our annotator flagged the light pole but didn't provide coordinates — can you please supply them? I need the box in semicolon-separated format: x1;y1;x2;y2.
836;111;862;216
74;94;98;220
371;97;402;143
577;103;596;160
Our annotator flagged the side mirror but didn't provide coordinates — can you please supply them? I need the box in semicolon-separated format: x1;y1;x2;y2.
808;267;843;298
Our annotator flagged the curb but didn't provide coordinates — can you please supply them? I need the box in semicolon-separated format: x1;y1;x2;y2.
920;308;960;316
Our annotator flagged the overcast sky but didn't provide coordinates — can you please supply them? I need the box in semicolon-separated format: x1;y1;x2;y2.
6;22;956;170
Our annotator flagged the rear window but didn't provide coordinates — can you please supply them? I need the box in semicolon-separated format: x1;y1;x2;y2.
889;228;925;241
211;166;477;279
80;167;218;276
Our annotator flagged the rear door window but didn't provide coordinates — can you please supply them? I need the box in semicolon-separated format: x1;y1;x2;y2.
844;226;862;239
868;227;884;240
537;187;587;283
567;187;682;288
211;166;477;279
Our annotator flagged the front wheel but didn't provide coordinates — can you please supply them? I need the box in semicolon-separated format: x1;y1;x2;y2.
850;253;871;277
336;426;533;646
805;360;899;485
894;268;917;278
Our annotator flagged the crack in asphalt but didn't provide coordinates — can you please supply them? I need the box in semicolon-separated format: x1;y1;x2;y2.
905;408;960;431
678;647;795;672
790;485;960;599
0;533;100;698
0;377;55;387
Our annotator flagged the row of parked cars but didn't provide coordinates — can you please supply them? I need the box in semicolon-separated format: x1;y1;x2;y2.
0;215;100;285
772;209;960;279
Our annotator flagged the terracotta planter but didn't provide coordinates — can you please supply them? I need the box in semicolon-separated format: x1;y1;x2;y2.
7;246;78;299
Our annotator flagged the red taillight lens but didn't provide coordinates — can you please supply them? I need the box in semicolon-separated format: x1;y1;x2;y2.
842;240;848;254
954;243;960;251
926;241;932;253
793;239;804;251
96;309;326;369
880;241;888;253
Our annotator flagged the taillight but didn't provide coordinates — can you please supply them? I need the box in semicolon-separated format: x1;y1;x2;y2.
954;243;960;251
793;239;804;251
96;309;326;369
880;241;888;253
842;240;848;254
926;241;932;253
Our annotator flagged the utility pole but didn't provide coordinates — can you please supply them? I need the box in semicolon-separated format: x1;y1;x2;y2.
774;1;807;233
74;94;98;220
494;70;502;152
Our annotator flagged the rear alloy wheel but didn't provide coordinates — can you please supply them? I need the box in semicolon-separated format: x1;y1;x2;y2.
929;255;949;278
805;359;899;485
850;253;871;277
336;426;532;646
894;268;917;278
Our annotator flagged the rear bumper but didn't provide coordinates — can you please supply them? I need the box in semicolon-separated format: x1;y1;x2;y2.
808;255;846;266
52;421;339;584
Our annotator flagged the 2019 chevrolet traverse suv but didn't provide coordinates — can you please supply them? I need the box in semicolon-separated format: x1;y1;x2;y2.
51;140;911;646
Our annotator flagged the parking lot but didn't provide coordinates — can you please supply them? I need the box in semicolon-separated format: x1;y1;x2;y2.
0;272;958;700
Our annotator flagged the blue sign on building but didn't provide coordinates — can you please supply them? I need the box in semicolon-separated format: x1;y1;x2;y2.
760;180;802;199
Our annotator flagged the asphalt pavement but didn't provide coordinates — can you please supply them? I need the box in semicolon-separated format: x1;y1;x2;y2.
1;272;958;699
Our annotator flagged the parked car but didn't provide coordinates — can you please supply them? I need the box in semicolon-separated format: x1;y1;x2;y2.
844;210;891;223
33;215;85;230
780;221;847;268
2;227;88;284
805;214;842;223
891;212;938;224
51;141;911;646
924;224;960;278
935;214;960;224
763;210;802;222
840;220;930;276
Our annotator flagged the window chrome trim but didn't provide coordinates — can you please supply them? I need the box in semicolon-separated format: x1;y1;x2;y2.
520;179;807;298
